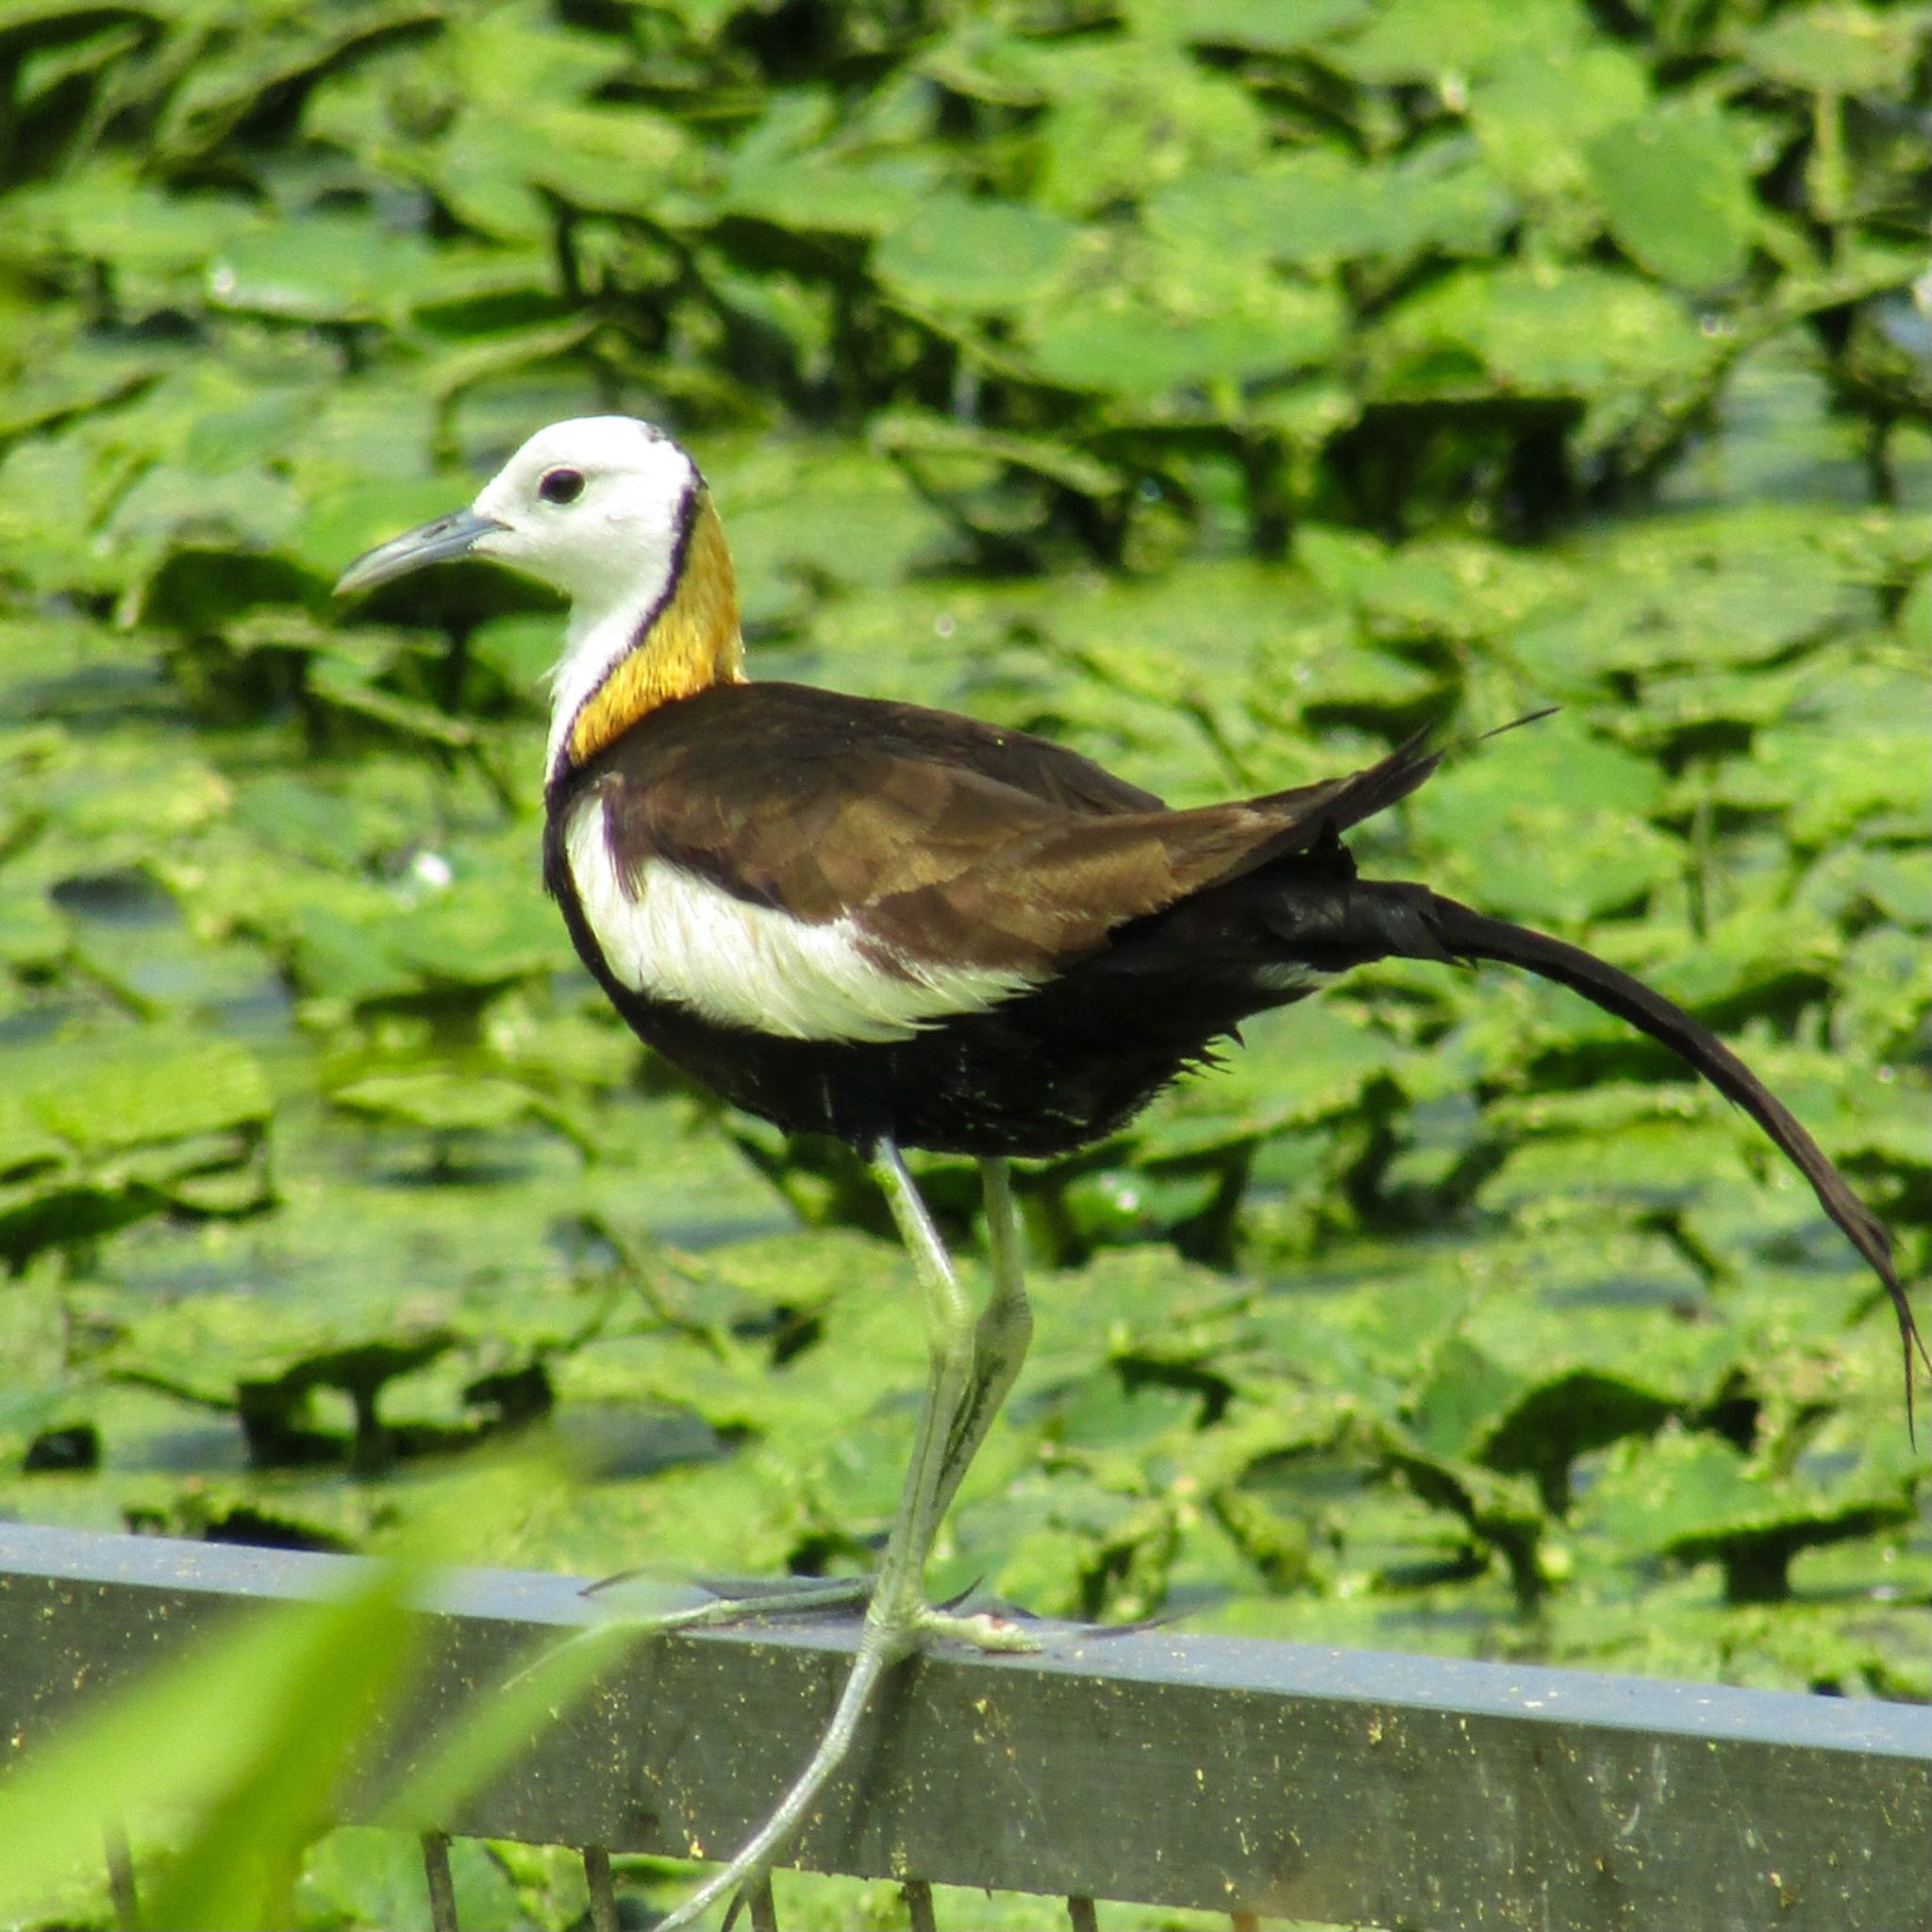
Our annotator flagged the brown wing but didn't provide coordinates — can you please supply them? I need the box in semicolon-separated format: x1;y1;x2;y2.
590;682;1441;976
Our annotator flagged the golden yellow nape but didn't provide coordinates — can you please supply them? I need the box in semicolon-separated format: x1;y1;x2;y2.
568;491;743;766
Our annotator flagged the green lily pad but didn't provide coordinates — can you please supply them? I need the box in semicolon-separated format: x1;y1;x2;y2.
1373;262;1707;401
1739;4;1922;94
1132;0;1371;55
1327;0;1581;85
874;196;1086;311
1469;42;1650;202
1578;1424;1917;1602
1024;284;1343;397
0;1031;271;1263
1506;510;1859;689
1585;102;1754;290
19;1034;269;1156
1148;141;1512;272
1129;1002;1410;1162
1404;715;1675;924
328;1071;558;1136
208;223;532;328
1026;44;1266;216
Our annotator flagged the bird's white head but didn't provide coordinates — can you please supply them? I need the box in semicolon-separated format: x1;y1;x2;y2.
468;416;697;610
335;415;742;786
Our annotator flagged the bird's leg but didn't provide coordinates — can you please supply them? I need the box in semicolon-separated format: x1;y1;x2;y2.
869;1156;1038;1648
863;1141;985;1629
648;1141;1029;1932
601;1161;1035;1657
929;1158;1035;1530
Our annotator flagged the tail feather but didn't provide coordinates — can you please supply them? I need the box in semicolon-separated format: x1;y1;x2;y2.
1397;886;1927;1424
1251;711;1558;849
1249;724;1443;841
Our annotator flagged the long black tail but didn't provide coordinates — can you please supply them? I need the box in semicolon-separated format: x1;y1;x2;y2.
1362;880;1927;1420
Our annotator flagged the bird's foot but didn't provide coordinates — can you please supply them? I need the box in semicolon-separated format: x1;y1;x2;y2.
647;1591;1039;1931
583;1574;1042;1654
496;1575;875;1703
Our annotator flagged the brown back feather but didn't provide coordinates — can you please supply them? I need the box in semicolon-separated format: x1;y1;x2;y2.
586;685;1441;978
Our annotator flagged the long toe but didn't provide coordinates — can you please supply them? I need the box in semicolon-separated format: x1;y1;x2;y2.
690;1574;874;1618
913;1604;1045;1655
579;1574;873;1632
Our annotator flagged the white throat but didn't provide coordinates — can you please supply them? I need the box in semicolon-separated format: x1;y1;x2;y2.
543;584;662;786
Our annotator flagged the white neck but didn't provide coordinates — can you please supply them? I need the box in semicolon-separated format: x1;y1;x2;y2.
543;581;662;788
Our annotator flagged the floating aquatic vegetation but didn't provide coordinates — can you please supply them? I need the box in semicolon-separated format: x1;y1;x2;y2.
0;1;1926;1918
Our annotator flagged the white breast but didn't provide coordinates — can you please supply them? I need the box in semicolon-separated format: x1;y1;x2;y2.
562;794;1036;1043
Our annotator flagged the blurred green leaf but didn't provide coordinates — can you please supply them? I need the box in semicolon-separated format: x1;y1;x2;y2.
1585;102;1754;290
1148;142;1512;271
1026;285;1342;397
1738;5;1922;94
874;197;1085;310
1470;42;1650;202
0;1561;420;1930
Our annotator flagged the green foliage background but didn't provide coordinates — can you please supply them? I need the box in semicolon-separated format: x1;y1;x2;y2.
1;0;1927;1923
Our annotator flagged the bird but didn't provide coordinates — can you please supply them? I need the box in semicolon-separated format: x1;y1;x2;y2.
337;415;1925;1929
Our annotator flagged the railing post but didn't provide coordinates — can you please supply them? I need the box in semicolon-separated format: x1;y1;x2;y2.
582;1846;620;1932
421;1831;458;1932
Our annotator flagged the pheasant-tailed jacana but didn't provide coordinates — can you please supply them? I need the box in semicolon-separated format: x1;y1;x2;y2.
338;416;1924;1929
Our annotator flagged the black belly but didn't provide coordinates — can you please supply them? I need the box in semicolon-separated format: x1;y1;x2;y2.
607;977;1250;1157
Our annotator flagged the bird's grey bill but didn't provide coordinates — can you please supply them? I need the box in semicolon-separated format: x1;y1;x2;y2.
333;506;506;597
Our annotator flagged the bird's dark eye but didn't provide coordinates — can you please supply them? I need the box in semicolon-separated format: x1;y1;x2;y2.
538;467;584;505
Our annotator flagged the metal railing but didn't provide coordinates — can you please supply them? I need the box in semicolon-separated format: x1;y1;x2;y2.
1;1522;1926;1931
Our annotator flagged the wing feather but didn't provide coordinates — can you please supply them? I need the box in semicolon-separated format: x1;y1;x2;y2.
585;683;1440;980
